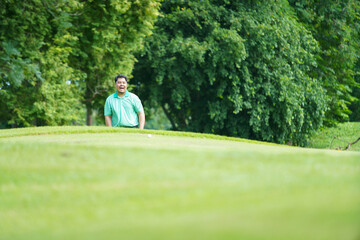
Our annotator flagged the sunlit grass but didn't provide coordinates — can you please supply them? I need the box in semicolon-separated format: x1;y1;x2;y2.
0;127;359;240
308;122;360;151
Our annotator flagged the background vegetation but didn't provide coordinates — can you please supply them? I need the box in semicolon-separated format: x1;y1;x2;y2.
1;0;359;146
0;0;160;126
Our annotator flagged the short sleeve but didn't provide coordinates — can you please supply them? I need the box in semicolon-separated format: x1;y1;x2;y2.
133;95;144;113
104;97;112;116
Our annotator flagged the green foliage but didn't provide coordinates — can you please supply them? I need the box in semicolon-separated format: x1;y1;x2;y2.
134;0;326;145
33;46;86;126
0;0;160;127
67;0;160;124
289;0;360;125
0;0;85;127
143;106;172;130
349;88;360;121
349;60;360;121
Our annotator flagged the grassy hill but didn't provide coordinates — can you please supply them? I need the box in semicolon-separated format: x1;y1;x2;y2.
308;122;360;151
0;126;359;240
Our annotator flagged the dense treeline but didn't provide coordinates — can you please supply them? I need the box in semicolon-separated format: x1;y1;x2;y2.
133;0;360;145
0;0;160;127
1;0;359;146
289;0;360;125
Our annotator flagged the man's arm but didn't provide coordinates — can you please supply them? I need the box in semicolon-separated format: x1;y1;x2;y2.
138;111;145;129
105;115;112;127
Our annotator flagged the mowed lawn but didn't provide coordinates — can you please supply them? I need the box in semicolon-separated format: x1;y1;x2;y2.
0;127;359;240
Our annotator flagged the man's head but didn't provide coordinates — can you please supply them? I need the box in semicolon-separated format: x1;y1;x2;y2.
114;74;127;83
114;74;127;95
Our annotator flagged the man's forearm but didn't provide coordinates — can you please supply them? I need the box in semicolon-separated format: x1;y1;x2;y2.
138;111;145;129
105;116;112;127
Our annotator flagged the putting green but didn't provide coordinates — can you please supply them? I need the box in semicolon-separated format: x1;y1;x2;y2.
0;127;359;240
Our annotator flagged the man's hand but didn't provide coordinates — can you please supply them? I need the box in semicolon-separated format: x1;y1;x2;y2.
105;115;112;127
138;111;145;129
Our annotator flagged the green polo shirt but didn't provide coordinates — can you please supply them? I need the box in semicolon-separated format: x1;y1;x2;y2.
104;91;144;127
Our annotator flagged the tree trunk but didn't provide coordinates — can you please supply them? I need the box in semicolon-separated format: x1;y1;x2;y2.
86;104;92;126
162;104;177;130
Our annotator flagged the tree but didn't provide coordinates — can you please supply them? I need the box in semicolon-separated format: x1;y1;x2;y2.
68;0;160;125
133;0;327;146
288;0;360;125
349;43;360;121
0;0;83;127
0;0;160;127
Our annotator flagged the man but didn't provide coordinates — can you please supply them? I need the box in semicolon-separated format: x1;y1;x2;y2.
104;74;145;129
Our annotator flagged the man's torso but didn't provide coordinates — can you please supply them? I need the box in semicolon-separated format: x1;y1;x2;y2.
104;91;143;127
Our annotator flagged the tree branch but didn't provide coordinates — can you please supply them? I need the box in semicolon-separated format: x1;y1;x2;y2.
345;137;360;151
83;86;108;103
330;136;360;151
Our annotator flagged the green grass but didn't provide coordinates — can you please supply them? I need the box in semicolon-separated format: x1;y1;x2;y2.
0;126;359;240
0;125;276;146
308;122;360;151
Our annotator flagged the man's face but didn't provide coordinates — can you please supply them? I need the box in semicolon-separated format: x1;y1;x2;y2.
115;77;127;94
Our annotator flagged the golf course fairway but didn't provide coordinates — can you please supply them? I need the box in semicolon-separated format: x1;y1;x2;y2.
0;126;359;240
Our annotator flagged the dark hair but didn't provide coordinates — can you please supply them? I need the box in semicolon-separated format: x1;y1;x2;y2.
114;74;127;83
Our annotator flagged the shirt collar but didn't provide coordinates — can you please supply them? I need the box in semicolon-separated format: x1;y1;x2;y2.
114;91;129;98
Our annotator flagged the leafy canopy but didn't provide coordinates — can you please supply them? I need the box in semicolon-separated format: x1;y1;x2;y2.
289;0;360;125
0;0;160;127
134;0;327;145
0;0;84;127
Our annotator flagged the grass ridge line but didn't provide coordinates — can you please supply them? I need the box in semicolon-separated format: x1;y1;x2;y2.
0;126;278;146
